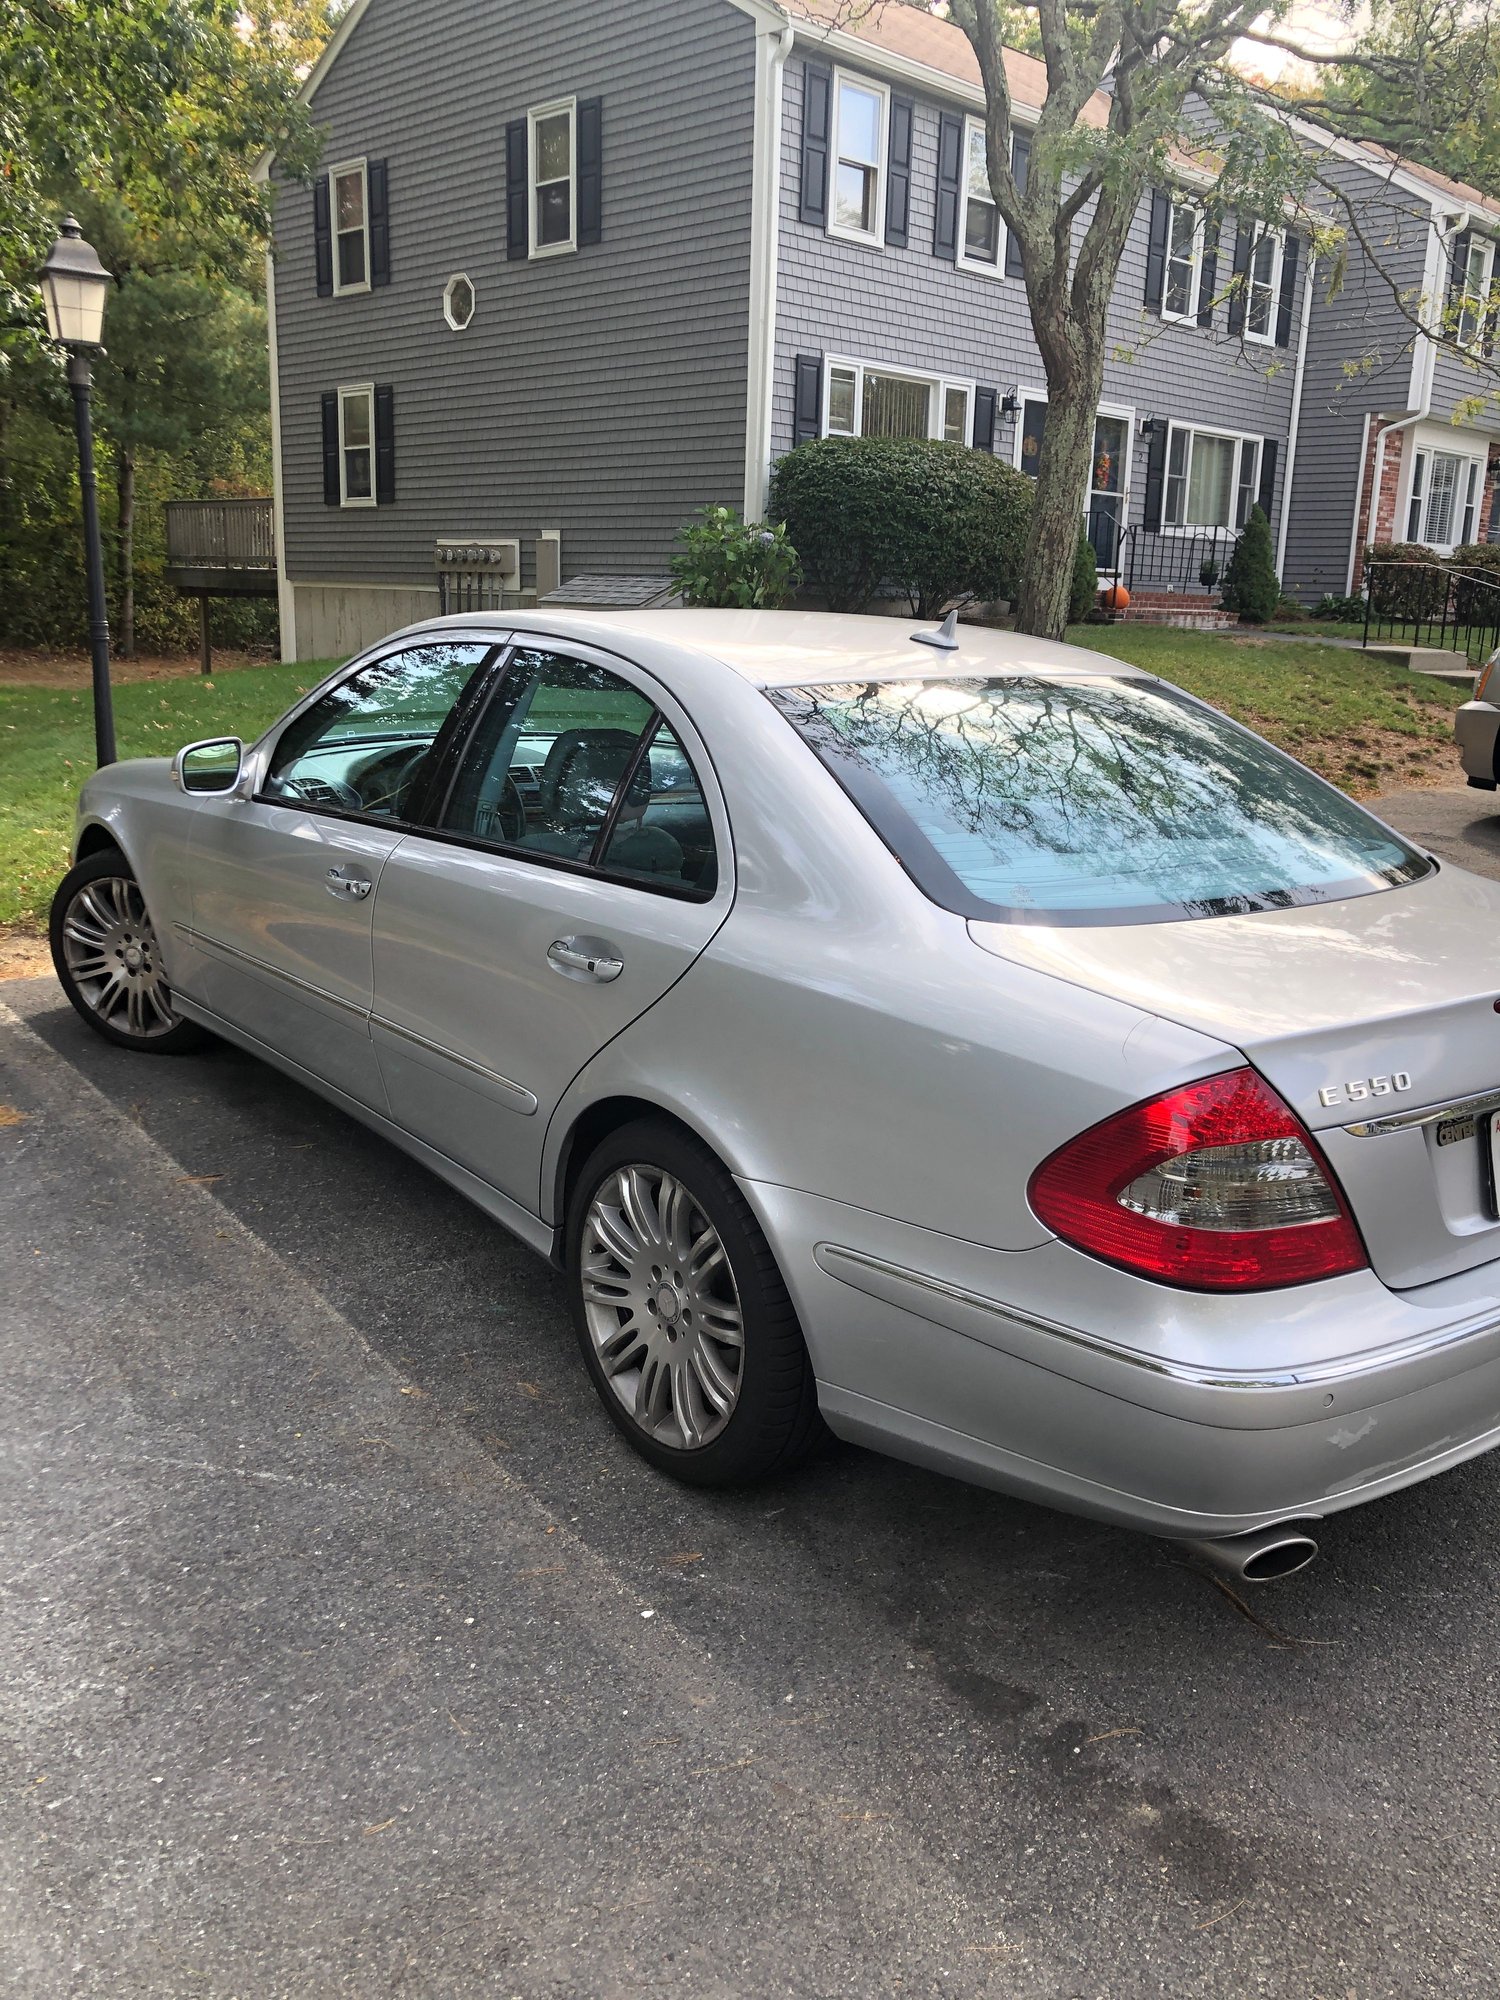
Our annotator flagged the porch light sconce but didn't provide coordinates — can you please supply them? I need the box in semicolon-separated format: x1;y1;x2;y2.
1000;388;1021;419
1140;413;1166;440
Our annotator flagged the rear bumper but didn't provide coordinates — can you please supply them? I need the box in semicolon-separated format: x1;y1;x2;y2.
1456;700;1500;784
743;1180;1500;1539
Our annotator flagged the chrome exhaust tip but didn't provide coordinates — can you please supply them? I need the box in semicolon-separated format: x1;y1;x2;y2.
1179;1523;1319;1583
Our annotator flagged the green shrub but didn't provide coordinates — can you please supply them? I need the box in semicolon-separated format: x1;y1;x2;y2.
1219;505;1280;622
1069;525;1098;623
1272;595;1309;620
768;436;1032;617
1449;543;1500;627
1313;592;1365;620
1365;542;1450;620
670;505;801;609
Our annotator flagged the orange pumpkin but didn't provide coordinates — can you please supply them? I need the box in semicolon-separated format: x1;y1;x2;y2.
1100;582;1131;612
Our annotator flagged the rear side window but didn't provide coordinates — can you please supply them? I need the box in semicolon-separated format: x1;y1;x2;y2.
767;676;1433;926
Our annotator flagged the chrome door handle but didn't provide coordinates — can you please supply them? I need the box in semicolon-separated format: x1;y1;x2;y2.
548;939;624;982
325;866;372;900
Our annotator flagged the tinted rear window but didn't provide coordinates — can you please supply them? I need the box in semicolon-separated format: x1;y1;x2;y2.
767;676;1433;926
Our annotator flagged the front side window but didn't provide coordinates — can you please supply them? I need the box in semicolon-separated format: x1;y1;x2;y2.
1164;427;1261;529
440;651;716;894
332;161;369;293
824;357;971;442
1245;224;1282;342
768;677;1431;926
960;121;1001;270
263;643;494;817
530;100;575;255
338;385;375;506
1408;447;1485;547
1163;200;1203;320
830;73;886;243
1459;238;1494;349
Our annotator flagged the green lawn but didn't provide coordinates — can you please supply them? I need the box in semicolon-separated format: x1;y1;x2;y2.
0;662;332;929
0;628;1470;933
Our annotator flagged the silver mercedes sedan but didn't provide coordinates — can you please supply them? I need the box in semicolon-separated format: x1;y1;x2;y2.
52;610;1500;1581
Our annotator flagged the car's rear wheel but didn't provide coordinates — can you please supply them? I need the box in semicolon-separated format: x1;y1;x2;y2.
49;850;205;1053
566;1118;823;1486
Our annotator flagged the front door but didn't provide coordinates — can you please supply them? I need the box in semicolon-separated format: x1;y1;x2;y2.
369;643;733;1211
183;638;496;1106
1019;400;1130;572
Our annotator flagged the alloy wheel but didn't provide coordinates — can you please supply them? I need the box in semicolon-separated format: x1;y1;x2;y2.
580;1163;746;1450
59;874;180;1041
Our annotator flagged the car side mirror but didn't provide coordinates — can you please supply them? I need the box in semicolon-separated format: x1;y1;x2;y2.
174;736;244;795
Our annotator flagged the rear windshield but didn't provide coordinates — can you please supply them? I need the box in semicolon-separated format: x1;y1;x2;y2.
766;676;1433;926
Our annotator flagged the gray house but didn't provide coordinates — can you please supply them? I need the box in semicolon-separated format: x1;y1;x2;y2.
263;0;1498;660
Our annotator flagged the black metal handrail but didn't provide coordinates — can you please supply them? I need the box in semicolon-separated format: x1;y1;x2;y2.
1362;560;1500;663
1120;525;1238;597
165;497;274;571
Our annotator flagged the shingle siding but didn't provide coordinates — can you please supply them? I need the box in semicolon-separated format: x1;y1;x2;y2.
771;56;1302;547
273;0;757;596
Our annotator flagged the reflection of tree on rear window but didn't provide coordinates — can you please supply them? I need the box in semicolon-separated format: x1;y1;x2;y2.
768;677;1431;925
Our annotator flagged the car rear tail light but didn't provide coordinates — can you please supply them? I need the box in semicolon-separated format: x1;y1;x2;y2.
1028;1067;1368;1291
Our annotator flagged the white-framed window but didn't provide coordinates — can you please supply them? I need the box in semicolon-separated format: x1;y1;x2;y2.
829;70;888;245
823;357;973;443
1458;237;1495;350
337;383;377;507
528;97;576;258
331;159;371;295
1014;393;1135;570
1405;443;1485;548
1245;224;1283;344
959;118;1002;274
1162;199;1205;322
1163;425;1262;529
442;273;476;331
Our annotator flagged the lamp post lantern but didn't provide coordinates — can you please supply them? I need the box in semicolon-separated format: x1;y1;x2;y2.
40;217;116;767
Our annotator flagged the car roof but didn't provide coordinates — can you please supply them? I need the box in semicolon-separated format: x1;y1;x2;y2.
413;607;1142;689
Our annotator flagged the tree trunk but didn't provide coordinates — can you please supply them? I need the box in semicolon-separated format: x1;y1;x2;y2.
1014;367;1103;639
116;447;136;659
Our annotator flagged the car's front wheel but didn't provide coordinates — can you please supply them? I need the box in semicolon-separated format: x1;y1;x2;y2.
567;1118;823;1486
49;850;205;1053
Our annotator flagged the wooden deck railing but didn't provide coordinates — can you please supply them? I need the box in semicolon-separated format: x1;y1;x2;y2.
165;497;275;571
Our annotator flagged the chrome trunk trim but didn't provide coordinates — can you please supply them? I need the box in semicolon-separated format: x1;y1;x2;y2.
1345;1086;1500;1138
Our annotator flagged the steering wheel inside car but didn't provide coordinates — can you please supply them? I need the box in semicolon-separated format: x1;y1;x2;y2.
278;773;363;811
495;773;528;844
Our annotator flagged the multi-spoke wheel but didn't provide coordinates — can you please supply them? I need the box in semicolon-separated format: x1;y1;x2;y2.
49;850;205;1053
567;1119;823;1485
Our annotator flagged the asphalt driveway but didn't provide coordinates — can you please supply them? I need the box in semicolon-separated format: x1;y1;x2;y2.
6;787;1500;1998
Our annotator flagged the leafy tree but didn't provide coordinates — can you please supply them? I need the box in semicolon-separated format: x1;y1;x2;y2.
1220;503;1280;621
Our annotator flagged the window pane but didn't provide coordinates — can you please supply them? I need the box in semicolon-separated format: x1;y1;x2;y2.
340;392;371;448
1165;260;1193;317
1425;451;1461;543
537;179;572;245
827;367;857;436
1092;416;1125;495
1170;205;1198;259
966;125;989;197
943;386;969;444
264;644;492;815
337;232;366;288
442;651;656;859
335;171;364;231
964;193;1000;263
1186;434;1235;526
1250;230;1276;285
598;722;718;892
768;677;1431;924
1020;399;1047;478
834;161;876;234
343;448;372;500
861;372;931;439
536;112;571;184
1236;440;1260;525
837;81;881;166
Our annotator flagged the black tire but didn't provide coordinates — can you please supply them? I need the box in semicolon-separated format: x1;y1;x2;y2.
49;848;207;1054
566;1116;824;1486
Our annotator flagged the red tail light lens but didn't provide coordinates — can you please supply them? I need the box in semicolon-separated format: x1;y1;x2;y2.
1028;1067;1368;1292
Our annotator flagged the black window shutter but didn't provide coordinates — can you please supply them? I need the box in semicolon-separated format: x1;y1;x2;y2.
577;97;603;245
972;387;998;452
368;160;390;287
1448;227;1473;309
1142;424;1168;530
885;95;913;247
793;354;822;445
321;392;340;505
800;63;831;227
314;174;333;297
1005;133;1030;278
506;119;528;260
1275;234;1301;347
374;386;396;505
934;111;963;261
1257;437;1279;519
1226;226;1252;335
1144;189;1170;312
1196;212;1220;327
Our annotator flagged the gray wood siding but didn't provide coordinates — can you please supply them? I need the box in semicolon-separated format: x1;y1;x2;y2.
273;0;757;589
771;56;1302;541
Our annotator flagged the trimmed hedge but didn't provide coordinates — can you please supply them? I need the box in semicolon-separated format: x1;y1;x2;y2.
1450;543;1500;625
1365;542;1452;620
769;436;1032;617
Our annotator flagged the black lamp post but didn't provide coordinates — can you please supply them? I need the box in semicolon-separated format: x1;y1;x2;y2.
39;217;116;768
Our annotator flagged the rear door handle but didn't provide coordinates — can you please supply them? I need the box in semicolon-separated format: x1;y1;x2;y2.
326;866;372;900
548;939;624;982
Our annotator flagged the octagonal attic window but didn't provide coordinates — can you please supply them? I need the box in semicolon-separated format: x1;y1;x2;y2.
443;274;476;331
